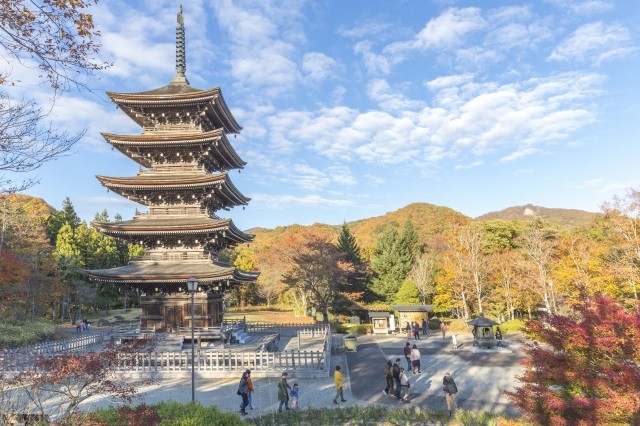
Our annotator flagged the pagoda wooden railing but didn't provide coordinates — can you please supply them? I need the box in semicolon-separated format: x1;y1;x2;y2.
143;124;199;133
137;206;207;216
140;165;204;173
133;251;211;261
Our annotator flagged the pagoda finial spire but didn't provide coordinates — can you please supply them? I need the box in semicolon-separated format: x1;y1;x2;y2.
172;4;189;84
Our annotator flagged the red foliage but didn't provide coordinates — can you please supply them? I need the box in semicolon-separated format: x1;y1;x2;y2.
505;294;640;425
12;341;151;424
117;405;161;426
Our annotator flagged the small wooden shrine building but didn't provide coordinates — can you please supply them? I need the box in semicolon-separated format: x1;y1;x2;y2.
392;305;434;331
368;311;394;334
87;6;258;332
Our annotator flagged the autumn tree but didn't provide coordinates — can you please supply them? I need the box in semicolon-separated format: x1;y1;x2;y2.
552;232;617;306
601;188;640;304
407;251;438;305
282;230;351;323
0;194;60;318
506;294;640;425
0;0;108;192
4;342;149;425
519;223;560;314
444;224;491;316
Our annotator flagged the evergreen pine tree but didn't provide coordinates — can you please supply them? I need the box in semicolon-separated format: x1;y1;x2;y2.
371;219;420;302
45;197;81;244
337;222;362;264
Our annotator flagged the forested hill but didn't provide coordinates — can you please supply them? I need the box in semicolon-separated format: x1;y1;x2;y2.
248;202;471;258
476;204;600;228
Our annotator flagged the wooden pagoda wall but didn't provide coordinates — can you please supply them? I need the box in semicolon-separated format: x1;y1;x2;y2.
141;293;223;332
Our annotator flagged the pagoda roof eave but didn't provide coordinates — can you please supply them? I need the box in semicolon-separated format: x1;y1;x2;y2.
101;130;246;169
92;217;254;243
86;260;259;284
106;86;242;133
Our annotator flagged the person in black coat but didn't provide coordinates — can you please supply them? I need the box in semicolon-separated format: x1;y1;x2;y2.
237;371;250;415
392;358;402;399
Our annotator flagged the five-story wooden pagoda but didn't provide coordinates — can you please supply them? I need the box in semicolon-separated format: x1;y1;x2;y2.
88;6;257;332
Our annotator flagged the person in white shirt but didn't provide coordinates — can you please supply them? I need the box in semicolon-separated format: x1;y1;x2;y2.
410;344;421;373
399;368;410;403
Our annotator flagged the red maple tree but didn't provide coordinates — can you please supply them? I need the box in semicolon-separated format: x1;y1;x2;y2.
506;294;640;425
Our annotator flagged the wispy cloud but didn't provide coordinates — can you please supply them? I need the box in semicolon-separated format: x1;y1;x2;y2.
455;161;484;170
549;22;636;65
547;0;614;15
249;193;355;209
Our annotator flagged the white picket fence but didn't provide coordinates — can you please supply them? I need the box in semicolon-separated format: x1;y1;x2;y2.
0;324;334;377
116;348;327;373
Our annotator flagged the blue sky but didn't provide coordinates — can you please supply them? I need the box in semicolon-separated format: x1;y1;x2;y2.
12;0;640;230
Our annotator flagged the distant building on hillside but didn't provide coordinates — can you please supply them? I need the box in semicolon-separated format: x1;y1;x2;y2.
87;6;258;331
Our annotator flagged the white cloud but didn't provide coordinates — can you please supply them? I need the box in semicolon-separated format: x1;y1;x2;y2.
301;52;339;83
354;40;392;75
455;161;484;170
249;193;354;209
213;0;305;98
363;174;385;185
367;79;426;112
385;7;486;55
547;0;614;15
498;148;539;163
549;22;635;65
266;72;601;167
337;21;394;38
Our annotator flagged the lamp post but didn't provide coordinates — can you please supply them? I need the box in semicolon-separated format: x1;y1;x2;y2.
187;277;199;403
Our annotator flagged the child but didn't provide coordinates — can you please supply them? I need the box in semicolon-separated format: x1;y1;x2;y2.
290;383;300;409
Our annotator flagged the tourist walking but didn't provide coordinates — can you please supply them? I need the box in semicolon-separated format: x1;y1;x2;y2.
495;326;503;347
290;383;300;410
410;344;421;374
443;372;458;417
332;365;347;404
392;358;402;399
422;318;428;336
413;321;420;340
277;371;291;412
383;360;394;396
399;368;410;403
405;322;411;339
452;334;459;349
440;321;446;339
237;371;249;415
246;369;254;410
402;342;412;371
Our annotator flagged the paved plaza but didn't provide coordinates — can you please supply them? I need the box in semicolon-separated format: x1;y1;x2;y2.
78;331;524;419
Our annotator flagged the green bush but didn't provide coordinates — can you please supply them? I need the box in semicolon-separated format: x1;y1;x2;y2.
498;319;525;333
0;319;55;347
349;323;372;335
88;402;242;426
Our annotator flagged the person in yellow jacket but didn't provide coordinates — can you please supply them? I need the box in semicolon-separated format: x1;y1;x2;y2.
332;365;347;404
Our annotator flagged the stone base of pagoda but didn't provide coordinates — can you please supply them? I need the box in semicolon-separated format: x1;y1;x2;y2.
140;292;223;332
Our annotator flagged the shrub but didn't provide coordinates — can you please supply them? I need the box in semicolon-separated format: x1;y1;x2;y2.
497;319;524;333
89;402;242;426
349;324;372;335
0;319;55;347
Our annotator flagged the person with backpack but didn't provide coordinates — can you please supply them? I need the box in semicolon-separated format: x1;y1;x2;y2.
383;360;394;396
443;372;458;417
237;371;249;415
